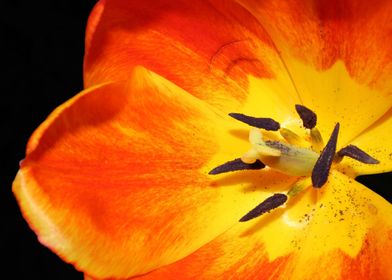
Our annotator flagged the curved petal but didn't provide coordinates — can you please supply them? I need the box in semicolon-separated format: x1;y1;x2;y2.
86;171;392;279
237;0;392;144
13;67;296;278
338;108;392;176
84;0;301;116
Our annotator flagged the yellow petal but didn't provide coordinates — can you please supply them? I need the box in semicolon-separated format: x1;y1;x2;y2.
86;171;392;280
238;0;392;144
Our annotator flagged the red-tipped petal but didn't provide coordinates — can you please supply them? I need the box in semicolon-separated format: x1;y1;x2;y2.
84;0;300;115
13;67;295;278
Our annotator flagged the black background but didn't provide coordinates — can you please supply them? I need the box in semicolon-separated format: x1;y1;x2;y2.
1;1;391;279
2;1;96;279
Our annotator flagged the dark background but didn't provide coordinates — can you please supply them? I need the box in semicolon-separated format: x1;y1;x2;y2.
2;1;96;279
1;1;391;279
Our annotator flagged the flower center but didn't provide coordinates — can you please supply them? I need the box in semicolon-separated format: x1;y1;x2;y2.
242;129;320;177
209;104;380;222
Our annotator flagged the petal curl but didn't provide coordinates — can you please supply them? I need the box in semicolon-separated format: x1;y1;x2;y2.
86;171;392;279
13;67;296;278
339;108;392;176
237;0;392;144
84;0;300;115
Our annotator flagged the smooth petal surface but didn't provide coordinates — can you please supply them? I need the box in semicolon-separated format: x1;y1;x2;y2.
237;0;392;145
339;108;392;176
86;171;392;280
13;67;296;278
84;0;301;117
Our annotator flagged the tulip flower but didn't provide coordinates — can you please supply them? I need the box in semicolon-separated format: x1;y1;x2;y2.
13;0;392;279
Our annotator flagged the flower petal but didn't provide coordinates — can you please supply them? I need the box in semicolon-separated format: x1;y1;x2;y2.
13;67;296;278
84;0;300;115
87;170;392;279
237;0;392;144
338;108;392;176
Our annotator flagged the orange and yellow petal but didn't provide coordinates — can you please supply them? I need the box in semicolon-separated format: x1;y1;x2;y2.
339;108;392;176
86;171;392;280
13;67;296;278
237;0;392;144
84;0;302;114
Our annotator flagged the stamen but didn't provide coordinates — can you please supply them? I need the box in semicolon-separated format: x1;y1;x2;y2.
229;113;280;131
295;104;317;129
249;128;263;145
337;145;379;164
310;127;324;152
287;177;312;197
311;123;340;188
209;158;265;175
279;128;307;146
239;193;287;222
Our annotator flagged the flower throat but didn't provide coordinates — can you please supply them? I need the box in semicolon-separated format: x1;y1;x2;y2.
209;104;379;222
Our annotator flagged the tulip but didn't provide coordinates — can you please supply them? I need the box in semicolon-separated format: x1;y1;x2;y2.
13;0;392;279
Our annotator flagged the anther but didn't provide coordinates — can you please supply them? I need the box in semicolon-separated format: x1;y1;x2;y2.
337;145;379;164
311;123;340;188
209;158;265;175
295;104;317;129
239;193;287;222
229;113;280;131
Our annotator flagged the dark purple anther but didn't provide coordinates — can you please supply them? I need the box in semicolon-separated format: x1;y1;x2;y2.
337;145;379;164
239;193;287;222
295;104;317;129
312;123;340;188
229;113;280;131
209;158;265;175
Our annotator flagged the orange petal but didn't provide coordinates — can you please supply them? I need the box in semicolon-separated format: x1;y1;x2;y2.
86;171;392;280
84;0;300;113
13;67;295;278
238;0;392;144
238;0;392;88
